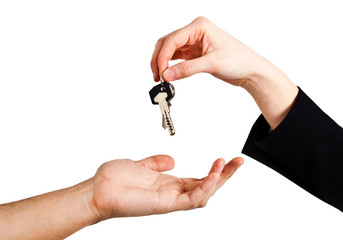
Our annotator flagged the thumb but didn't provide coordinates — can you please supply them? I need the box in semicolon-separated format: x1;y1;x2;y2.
136;155;175;172
163;56;212;81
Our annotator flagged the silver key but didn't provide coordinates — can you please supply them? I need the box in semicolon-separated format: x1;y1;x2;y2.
154;92;175;136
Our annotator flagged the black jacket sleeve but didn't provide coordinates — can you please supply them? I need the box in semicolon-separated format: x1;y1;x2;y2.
242;87;343;211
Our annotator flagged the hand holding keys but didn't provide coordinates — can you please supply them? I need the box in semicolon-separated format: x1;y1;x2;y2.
149;77;176;136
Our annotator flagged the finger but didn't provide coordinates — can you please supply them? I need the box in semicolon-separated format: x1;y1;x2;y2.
151;37;165;82
216;157;244;189
183;181;202;192
176;172;219;210
182;159;224;206
208;158;225;175
181;178;202;184
180;177;203;192
191;158;243;206
174;157;242;211
223;157;244;176
198;158;225;192
157;25;196;76
136;155;175;172
162;55;213;82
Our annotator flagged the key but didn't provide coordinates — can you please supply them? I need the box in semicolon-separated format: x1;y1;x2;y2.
154;92;175;136
149;81;175;135
149;81;176;136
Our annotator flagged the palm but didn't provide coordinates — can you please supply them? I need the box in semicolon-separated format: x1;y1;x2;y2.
92;155;243;220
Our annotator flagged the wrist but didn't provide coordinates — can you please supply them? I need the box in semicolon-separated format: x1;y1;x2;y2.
76;178;102;225
242;55;286;90
241;57;298;129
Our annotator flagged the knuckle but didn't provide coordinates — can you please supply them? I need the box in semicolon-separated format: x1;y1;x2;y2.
194;16;209;25
180;61;192;77
151;156;160;172
155;37;164;47
206;54;218;74
198;201;207;208
189;202;198;210
164;35;173;44
187;196;198;210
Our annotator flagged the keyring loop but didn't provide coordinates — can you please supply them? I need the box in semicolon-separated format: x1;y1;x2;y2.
160;72;164;84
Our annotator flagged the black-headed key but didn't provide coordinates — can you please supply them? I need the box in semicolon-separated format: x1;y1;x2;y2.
149;81;175;136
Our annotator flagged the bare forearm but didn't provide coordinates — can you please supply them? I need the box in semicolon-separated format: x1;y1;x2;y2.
0;156;241;239
0;179;98;240
242;57;299;130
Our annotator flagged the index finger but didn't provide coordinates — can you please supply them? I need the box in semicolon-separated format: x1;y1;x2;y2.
150;20;198;81
156;26;195;75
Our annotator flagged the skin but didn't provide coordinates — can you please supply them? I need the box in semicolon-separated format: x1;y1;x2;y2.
0;155;243;240
151;16;299;130
1;16;298;240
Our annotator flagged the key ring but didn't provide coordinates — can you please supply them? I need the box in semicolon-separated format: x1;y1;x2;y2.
160;72;166;91
160;72;164;84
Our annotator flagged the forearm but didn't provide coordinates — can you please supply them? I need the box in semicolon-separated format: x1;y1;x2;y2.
0;179;98;240
242;56;299;130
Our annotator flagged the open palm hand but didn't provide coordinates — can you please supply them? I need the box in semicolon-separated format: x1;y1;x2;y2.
91;155;243;220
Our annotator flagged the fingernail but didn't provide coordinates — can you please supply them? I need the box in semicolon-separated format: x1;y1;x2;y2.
163;69;175;81
238;158;244;167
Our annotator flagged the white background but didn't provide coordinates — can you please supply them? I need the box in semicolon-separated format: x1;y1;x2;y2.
1;0;343;239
